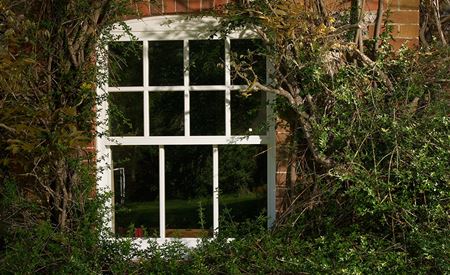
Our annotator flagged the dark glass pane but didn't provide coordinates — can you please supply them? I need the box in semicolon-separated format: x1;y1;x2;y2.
189;40;225;85
190;91;225;136
231;91;267;135
112;146;159;237
149;92;184;136
108;41;143;86
165;146;213;238
149;41;184;86
108;92;143;136
219;145;267;237
230;39;266;85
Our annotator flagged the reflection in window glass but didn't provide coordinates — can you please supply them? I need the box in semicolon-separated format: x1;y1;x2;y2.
189;40;225;85
149;92;184;136
231;91;267;135
190;91;225;136
108;92;143;136
165;146;213;238
230;39;266;85
219;145;267;236
108;41;143;86
112;146;159;237
149;41;184;86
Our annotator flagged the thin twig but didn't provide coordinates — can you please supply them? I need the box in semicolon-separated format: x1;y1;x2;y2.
431;0;447;45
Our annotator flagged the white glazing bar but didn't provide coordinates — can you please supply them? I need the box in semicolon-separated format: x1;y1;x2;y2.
184;39;190;136
143;40;150;136
104;135;268;146
108;146;115;233
213;145;219;235
110;85;239;92
144;91;149;136
225;38;231;137
147;86;185;91
225;89;231;137
108;87;146;92
189;85;228;91
159;145;165;238
225;38;231;86
229;85;247;90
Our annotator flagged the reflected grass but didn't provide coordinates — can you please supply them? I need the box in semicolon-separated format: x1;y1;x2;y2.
115;192;265;236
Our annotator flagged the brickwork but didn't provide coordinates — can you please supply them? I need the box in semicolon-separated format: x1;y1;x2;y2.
275;119;299;216
131;0;230;16
365;0;420;48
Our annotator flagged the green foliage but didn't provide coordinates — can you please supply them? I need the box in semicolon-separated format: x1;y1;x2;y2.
210;0;450;273
0;0;137;272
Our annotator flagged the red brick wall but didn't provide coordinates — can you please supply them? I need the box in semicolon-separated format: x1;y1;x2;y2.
275;119;299;216
131;0;230;16
365;0;420;48
131;0;419;49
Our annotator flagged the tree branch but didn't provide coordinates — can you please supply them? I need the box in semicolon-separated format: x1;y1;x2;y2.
431;0;447;45
0;123;16;133
373;0;384;56
353;48;394;92
251;82;297;106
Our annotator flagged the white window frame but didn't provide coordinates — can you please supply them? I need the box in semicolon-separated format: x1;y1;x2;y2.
96;15;276;248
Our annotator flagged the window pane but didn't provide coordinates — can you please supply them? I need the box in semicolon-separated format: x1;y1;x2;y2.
165;146;213;238
230;39;266;85
112;146;159;237
108;92;143;136
190;91;225;136
189;40;225;85
231;91;267;135
149;92;184;136
149;41;184;86
108;41;143;86
219;145;267;236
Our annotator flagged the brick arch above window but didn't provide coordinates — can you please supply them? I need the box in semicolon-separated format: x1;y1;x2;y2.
129;0;232;18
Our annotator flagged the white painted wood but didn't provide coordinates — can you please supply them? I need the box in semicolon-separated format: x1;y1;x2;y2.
213;146;219;235
108;85;247;92
148;86;185;91
144;91;150;137
108;87;145;92
225;89;231;137
110;16;258;41
106;146;114;231
225;37;231;137
189;85;228;91
184;39;190;137
159;145;165;238
143;41;150;137
104;135;268;146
